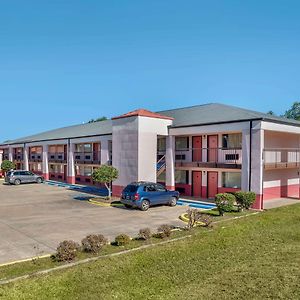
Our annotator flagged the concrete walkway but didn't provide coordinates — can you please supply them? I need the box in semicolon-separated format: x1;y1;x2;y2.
263;198;300;209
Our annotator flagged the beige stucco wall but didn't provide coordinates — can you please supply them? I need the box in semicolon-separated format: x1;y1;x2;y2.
112;116;172;187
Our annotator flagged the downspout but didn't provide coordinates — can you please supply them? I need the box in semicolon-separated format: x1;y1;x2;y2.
248;121;252;191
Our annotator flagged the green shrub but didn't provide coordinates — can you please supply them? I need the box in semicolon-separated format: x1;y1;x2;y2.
81;234;108;253
138;228;152;240
115;234;131;246
215;193;235;216
235;191;256;210
54;240;80;262
157;224;172;238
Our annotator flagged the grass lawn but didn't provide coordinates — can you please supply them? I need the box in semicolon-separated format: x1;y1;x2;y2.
1;204;300;299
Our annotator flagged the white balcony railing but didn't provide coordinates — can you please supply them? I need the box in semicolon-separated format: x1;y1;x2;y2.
264;148;300;168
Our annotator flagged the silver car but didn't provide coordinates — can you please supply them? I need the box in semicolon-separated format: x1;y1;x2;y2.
5;170;44;185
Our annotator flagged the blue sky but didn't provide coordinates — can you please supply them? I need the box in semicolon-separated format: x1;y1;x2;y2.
1;0;300;141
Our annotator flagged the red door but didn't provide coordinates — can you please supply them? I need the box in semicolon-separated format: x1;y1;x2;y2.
208;135;218;162
192;171;202;197
64;165;67;181
192;136;202;162
93;143;100;161
207;171;218;198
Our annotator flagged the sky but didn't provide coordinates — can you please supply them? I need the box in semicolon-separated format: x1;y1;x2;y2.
1;0;300;141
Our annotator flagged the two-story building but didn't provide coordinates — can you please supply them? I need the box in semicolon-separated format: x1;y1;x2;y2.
1;103;300;210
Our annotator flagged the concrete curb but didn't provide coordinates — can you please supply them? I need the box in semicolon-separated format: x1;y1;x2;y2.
0;254;51;268
0;235;191;285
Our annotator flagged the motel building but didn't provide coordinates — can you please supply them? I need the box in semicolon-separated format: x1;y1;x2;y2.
1;103;300;210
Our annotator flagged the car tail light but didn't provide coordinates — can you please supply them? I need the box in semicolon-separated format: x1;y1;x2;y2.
134;193;139;201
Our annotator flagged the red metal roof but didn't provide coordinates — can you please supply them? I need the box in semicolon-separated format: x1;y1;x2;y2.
112;109;174;120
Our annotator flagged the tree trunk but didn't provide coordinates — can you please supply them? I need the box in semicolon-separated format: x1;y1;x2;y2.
104;182;111;200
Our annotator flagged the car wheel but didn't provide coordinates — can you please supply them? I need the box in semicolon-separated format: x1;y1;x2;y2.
14;179;21;185
169;197;177;207
140;200;150;211
124;204;131;208
36;177;43;184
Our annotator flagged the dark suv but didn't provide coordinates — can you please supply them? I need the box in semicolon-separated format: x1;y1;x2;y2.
121;182;179;211
5;170;44;185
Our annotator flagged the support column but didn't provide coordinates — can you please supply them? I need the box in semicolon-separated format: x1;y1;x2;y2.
8;146;13;162
100;139;110;165
0;150;3;177
67;142;75;184
251;126;264;209
166;135;175;190
42;144;49;180
241;128;250;191
23;146;29;171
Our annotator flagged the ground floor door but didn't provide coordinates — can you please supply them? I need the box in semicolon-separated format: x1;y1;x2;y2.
207;171;218;198
192;171;202;197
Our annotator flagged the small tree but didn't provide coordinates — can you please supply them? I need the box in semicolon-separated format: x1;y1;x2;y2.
92;165;118;199
1;160;15;175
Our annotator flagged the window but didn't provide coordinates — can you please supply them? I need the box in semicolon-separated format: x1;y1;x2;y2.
155;184;166;192
124;185;138;193
157;138;166;151
75;144;83;153
83;167;92;176
222;172;241;189
222;133;242;149
146;184;157;192
75;143;92;153
84;144;92;153
175;137;189;150
175;170;189;184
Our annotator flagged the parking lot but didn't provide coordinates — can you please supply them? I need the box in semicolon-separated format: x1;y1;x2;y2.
0;182;186;264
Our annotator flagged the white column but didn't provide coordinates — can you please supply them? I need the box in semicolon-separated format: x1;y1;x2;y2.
165;135;175;190
67;142;75;184
8;146;13;161
251;126;264;209
23;146;29;171
42;144;49;180
100;139;110;165
242;128;250;191
0;150;3;175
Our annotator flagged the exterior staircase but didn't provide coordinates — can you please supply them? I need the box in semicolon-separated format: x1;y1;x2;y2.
157;155;166;177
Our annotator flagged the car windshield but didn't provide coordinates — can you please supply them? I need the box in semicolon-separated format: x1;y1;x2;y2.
6;171;12;177
123;185;138;193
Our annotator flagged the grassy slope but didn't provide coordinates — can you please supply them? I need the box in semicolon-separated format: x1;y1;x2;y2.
1;205;300;299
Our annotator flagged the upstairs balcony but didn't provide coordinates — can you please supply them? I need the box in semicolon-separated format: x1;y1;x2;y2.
74;151;101;165
175;147;242;169
13;153;23;161
3;153;9;160
264;148;300;169
48;152;67;163
29;153;42;162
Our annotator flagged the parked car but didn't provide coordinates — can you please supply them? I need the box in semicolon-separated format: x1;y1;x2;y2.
120;182;179;211
5;170;44;185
